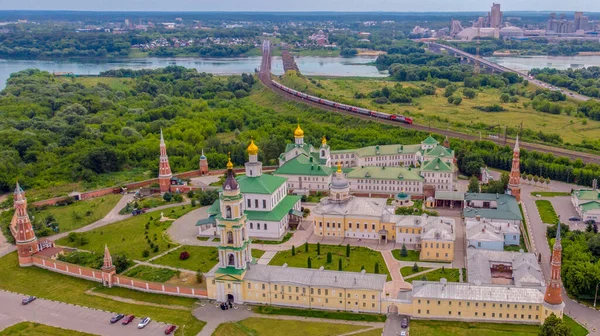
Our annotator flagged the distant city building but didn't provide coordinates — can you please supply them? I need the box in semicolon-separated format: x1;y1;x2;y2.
450;20;464;36
489;3;503;28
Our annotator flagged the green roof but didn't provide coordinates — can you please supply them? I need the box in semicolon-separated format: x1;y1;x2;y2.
425;145;454;158
435;191;465;201
237;174;286;194
422;136;439;145
573;189;600;201
580;201;600;212
346;166;424;181
216;267;246;276
196;216;217;226
332;144;422;158
421;157;453;172
207;200;221;215
204;195;301;222
275;155;334;176
463;193;522;221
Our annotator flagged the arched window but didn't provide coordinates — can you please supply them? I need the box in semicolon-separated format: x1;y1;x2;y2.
225;206;232;219
228;254;235;266
227;231;233;244
321;150;325;156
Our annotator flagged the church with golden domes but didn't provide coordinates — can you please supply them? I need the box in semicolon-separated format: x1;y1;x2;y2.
198;139;302;240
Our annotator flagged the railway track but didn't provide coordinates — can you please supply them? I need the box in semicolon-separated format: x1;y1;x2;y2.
258;41;600;165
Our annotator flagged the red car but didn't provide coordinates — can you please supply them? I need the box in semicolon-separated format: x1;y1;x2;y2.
122;315;135;325
164;325;177;334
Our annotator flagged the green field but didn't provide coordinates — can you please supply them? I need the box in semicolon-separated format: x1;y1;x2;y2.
268;244;390;280
252;249;265;259
278;75;596;146
151;246;219;273
0;253;205;335
123;265;179;282
409;319;539;336
349;329;384;336
253;305;386;322
91;285;198;308
56;207;193;261
400;265;430;278
71;76;133;91
212;317;369;336
32;194;122;233
252;232;293;244
405;267;460;283
391;249;421;262
564;315;590;336
0;322;95;336
535;200;559;224
530;191;571;197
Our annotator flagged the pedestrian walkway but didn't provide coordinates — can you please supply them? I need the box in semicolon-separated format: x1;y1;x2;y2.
84;288;190;310
256;251;277;265
147;245;182;262
402;267;440;280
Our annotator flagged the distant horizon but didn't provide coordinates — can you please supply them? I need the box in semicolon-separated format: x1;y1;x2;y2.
2;0;600;13
1;9;599;14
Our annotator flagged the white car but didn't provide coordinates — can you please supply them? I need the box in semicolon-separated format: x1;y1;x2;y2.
137;317;151;329
400;331;407;336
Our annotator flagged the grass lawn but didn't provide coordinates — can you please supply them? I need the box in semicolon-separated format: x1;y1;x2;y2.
268;244;391;280
564;315;589;336
0;322;95;336
74;76;133;91
519;204;531;247
253;306;386;322
0;253;205;335
400;265;431;277
530;191;571;197
91;285;198;308
409;319;539;335
56;207;194;261
151;246;219;273
123;265;179;282
119;195;182;215
405;267;460;283
212;317;368;336
391;249;420;262
31;194;122;233
252;232;293;245
252;249;265;259
535;200;559;224
350;329;384;336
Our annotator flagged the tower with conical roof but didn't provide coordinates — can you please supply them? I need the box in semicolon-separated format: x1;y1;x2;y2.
245;139;262;177
101;244;116;287
319;135;331;166
543;219;565;318
443;135;450;148
158;129;173;193
11;182;39;267
507;136;521;202
294;122;304;146
213;154;252;303
199;149;209;176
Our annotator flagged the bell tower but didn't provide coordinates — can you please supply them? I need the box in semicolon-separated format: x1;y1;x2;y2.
158;129;173;193
507;135;521;202
101;244;116;288
294;122;304;146
319;135;331;166
214;154;252;303
245;139;262;177
11;182;38;267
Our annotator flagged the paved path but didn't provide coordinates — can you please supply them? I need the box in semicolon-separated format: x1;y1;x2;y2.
147;245;182;262
256;251;277;265
84;289;190;311
403;267;441;280
0;290;168;335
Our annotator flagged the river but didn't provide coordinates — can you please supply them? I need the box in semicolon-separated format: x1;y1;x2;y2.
0;56;387;90
485;55;600;72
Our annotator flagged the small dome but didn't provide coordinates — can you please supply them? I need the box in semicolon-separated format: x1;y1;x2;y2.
226;155;233;170
294;123;304;138
331;175;349;189
247;139;259;156
321;135;327;146
396;192;409;200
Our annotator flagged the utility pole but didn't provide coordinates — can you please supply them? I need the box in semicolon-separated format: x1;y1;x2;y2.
474;27;481;75
595;282;599;308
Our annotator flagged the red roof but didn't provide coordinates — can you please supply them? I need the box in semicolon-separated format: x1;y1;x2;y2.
36;247;64;258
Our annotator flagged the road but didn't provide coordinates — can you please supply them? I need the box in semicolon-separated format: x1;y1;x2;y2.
259;40;600;165
428;42;594;102
0;290;168;335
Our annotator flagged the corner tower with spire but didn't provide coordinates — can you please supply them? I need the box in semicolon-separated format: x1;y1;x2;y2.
101;244;116;287
543;219;565;318
158;129;173;193
11;182;39;266
507;136;521;202
199;149;209;176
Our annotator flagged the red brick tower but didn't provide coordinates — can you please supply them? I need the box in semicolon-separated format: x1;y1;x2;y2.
11;182;38;267
544;220;563;306
443;135;450;148
507;135;521;202
158;129;173;193
101;244;116;288
199;149;209;176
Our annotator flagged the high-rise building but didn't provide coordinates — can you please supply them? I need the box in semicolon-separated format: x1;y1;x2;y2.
490;3;503;28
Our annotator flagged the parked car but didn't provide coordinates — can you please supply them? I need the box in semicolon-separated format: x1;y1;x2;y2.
132;209;146;216
400;331;407;336
569;216;581;221
138;317;151;329
110;314;125;324
401;317;409;328
164;325;177;334
122;315;135;325
21;296;36;305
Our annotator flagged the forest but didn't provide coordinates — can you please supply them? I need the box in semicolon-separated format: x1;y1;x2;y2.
531;67;600;99
450;38;600;57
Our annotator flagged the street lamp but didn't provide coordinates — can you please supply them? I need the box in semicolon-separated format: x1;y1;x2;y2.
594;282;600;309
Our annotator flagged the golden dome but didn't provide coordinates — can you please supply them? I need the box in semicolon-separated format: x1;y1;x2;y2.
337;161;342;173
294;123;304;138
321;135;327;146
226;153;233;170
247;139;259;156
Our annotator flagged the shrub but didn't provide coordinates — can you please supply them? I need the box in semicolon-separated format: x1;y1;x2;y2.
179;251;190;260
142;250;150;258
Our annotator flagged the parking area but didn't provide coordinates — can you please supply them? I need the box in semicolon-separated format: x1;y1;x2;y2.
548;196;587;231
383;314;410;336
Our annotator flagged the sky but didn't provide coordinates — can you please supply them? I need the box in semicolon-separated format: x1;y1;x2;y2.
2;0;600;12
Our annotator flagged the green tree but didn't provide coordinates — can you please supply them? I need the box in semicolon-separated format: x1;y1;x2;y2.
317;242;321;255
163;192;173;202
291;245;296;256
196;270;204;284
346;244;350;257
500;93;510;103
361;265;365;271
305;243;308;252
307;257;312;269
468;176;480;193
400;244;408;258
338;259;342;271
463;88;477;99
374;262;380;274
412;263;419;272
538;313;571;336
327;252;332;263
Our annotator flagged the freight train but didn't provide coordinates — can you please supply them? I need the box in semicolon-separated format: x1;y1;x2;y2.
271;80;414;125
